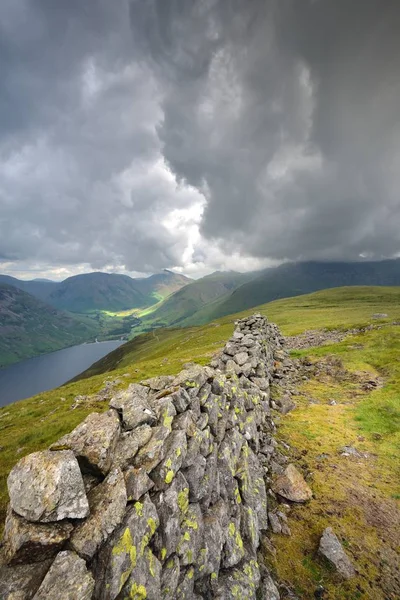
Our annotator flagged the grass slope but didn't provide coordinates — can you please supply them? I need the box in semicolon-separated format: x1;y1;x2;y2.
183;259;400;326
0;285;398;599
130;270;256;333
0;284;99;367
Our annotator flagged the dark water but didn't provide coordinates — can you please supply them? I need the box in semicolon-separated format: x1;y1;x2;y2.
0;340;124;407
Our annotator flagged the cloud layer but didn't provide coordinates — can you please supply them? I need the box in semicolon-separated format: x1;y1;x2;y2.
1;0;400;279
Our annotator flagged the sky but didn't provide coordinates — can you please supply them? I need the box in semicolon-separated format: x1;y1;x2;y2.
1;0;400;281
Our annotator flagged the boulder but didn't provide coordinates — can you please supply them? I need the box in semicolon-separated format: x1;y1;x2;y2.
110;385;156;430
3;506;73;565
161;554;180;600
124;467;154;502
150;430;187;490
272;464;312;503
0;549;52;600
70;468;127;560
51;410;120;475
32;551;95;600
318;527;356;579
133;425;171;473
234;351;249;366
119;546;162;599
112;425;152;470
7;450;89;522
93;494;159;600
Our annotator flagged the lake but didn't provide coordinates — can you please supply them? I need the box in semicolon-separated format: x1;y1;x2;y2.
0;340;124;407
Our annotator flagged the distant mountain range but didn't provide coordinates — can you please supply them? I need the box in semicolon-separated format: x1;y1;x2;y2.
0;270;191;313
2;259;400;367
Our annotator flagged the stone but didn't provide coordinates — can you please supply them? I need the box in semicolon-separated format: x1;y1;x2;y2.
50;410;120;475
0;549;52;600
70;468;127;560
169;388;190;413
93;494;159;600
318;527;356;579
119;546;162;599
2;506;73;565
124;466;154;501
236;444;268;529
133;425;171;472
268;512;282;534
150;430;187;490
182;456;207;502
272;464;312;503
172;411;197;436
234;351;249;366
32;551;95;600
161;554;180;600
215;556;260;599
177;503;204;566
7;450;89;523
172;364;212;390
142;375;174;391
222;513;245;568
258;569;280;600
152;473;189;561
196;500;228;579
276;395;296;415
175;566;195;599
112;425;153;470
110;385;157;430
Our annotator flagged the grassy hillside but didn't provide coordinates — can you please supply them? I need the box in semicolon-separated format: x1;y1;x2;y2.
129;270;256;333
182;259;400;325
0;286;398;599
0;274;58;302
0;284;100;367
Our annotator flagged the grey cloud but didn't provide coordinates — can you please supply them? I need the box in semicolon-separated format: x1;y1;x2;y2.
1;0;400;277
130;0;400;261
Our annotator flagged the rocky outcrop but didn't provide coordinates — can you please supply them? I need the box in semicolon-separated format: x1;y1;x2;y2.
0;314;299;599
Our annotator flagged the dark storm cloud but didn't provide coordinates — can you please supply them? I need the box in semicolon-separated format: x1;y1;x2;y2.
0;0;201;274
129;0;400;261
1;0;400;277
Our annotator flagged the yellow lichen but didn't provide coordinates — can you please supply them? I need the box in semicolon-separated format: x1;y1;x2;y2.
165;469;174;484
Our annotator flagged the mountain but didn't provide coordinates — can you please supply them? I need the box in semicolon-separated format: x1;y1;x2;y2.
0;270;191;314
0;275;58;302
0;284;99;367
183;259;400;325
136;270;257;330
128;270;192;304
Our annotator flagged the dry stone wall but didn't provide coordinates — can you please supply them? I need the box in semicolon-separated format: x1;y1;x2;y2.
0;314;291;600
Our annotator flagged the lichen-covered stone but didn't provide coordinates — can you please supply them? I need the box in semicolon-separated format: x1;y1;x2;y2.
175;566;195;599
112;426;153;470
172;364;212;390
119;546;162;599
214;556;261;600
236;444;268;530
93;494;159;600
133;425;171;473
318;527;356;579
172;410;197;436
3;506;73;565
183;428;204;467
32;551;94;600
110;385;156;430
271;464;312;503
7;450;89;523
124;466;154;501
182;456;207;502
177;503;204;566
234;351;249;366
152;473;189;561
50;410;120;475
142;375;174;391
168;388;190;413
0;549;51;600
150;430;187;490
161;554;180;600
196;500;228;579
71;468;127;560
240;505;260;552
222;513;245;568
